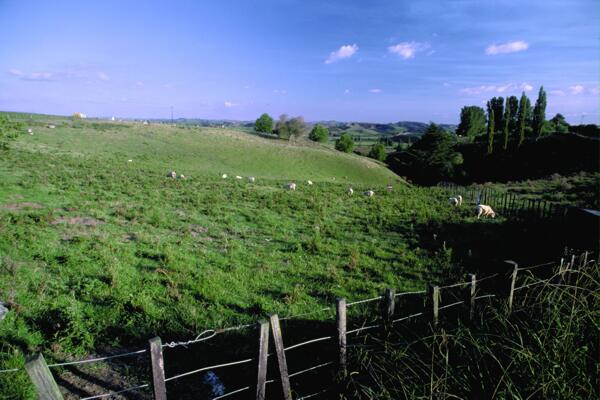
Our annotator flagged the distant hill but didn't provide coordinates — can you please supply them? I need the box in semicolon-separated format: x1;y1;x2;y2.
317;121;456;142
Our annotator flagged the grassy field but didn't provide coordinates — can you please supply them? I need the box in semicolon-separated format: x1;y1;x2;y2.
0;114;481;398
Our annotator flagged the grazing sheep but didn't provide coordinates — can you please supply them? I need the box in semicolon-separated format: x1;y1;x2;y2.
235;176;242;180
179;174;186;180
307;180;313;185
221;174;228;179
166;171;177;179
448;195;463;207
127;159;133;162
287;182;297;191
27;128;33;135
347;187;354;195
475;204;496;219
248;176;256;183
387;185;393;192
364;190;375;197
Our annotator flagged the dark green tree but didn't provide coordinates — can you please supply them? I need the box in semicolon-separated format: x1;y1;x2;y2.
517;92;531;146
502;98;511;150
335;133;354;153
254;113;273;133
506;95;519;134
456;106;486;139
368;143;386;161
486;101;495;154
308;124;329;142
489;97;504;133
532;86;547;137
549;113;569;134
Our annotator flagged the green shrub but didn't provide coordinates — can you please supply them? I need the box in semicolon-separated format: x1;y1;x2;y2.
335;133;354;153
309;124;329;143
368;143;386;162
254;113;273;133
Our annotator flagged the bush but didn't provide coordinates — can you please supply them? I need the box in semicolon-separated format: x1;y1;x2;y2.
275;114;307;140
309;124;329;143
335;133;354;153
0;116;23;150
368;143;386;161
254;113;273;133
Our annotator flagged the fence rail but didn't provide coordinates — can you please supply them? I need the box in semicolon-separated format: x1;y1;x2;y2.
3;251;593;400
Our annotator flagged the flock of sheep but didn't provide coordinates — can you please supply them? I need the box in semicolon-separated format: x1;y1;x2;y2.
167;170;496;219
448;194;497;219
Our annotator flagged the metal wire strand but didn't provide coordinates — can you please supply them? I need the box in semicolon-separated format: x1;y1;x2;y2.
162;330;218;349
164;358;254;382
0;368;20;374
284;336;333;352
346;296;383;307
289;361;334;378
210;385;251;400
47;349;147;368
79;383;150;400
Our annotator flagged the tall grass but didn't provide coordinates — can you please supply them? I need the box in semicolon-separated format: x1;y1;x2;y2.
345;257;599;399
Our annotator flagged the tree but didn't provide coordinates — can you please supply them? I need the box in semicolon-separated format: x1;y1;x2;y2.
254;113;273;133
506;96;519;135
275;115;307;140
517;92;531;146
368;143;386;161
335;133;354;153
275;114;290;139
486;101;495;154
502;98;511;150
309;124;329;142
489;97;504;133
456;106;486;139
532;86;547;137
387;123;463;184
549;113;569;134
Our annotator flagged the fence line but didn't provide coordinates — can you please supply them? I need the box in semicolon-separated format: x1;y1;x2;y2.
8;251;591;400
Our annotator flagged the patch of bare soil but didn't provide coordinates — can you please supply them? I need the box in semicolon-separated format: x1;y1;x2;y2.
51;217;105;226
0;202;44;211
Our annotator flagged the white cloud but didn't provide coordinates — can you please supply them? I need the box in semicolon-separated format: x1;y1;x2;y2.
135;81;144;87
98;72;109;81
485;40;529;55
8;68;23;76
25;71;56;81
224;101;239;108
569;84;585;95
344;89;350;94
550;90;566;96
273;89;287;94
325;44;358;64
388;41;430;59
369;88;382;93
459;82;533;95
443;82;451;87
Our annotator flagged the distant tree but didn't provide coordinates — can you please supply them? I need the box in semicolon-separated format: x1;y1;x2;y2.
489;97;504;133
368;143;387;161
486;101;495;154
506;95;519;135
502;99;511;150
549;113;569;134
517;92;531;146
532;86;547;137
456;106;486;139
335;133;355;153
309;124;329;142
254;113;273;133
275;114;290;139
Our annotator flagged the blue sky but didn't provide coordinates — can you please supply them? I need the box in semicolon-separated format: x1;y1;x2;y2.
0;0;598;123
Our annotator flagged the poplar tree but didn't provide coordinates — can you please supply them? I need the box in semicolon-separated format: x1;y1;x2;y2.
517;92;530;147
486;101;495;154
503;98;511;150
532;86;547;137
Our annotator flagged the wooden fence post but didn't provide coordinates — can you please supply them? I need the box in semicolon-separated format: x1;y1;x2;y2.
466;274;476;321
149;337;167;400
336;298;347;377
256;320;270;400
505;261;519;314
269;314;292;400
428;285;440;328
25;353;64;400
381;288;395;334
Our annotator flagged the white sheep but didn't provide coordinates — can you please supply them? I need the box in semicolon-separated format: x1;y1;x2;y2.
287;182;297;191
347;187;354;195
364;190;375;197
386;185;393;192
166;171;177;179
248;176;256;183
27;128;33;135
475;204;496;219
307;180;313;185
179;174;186;180
449;195;463;207
127;159;133;162
221;174;228;179
235;175;242;180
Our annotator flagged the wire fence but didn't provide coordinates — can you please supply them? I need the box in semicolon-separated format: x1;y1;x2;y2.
3;250;593;400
